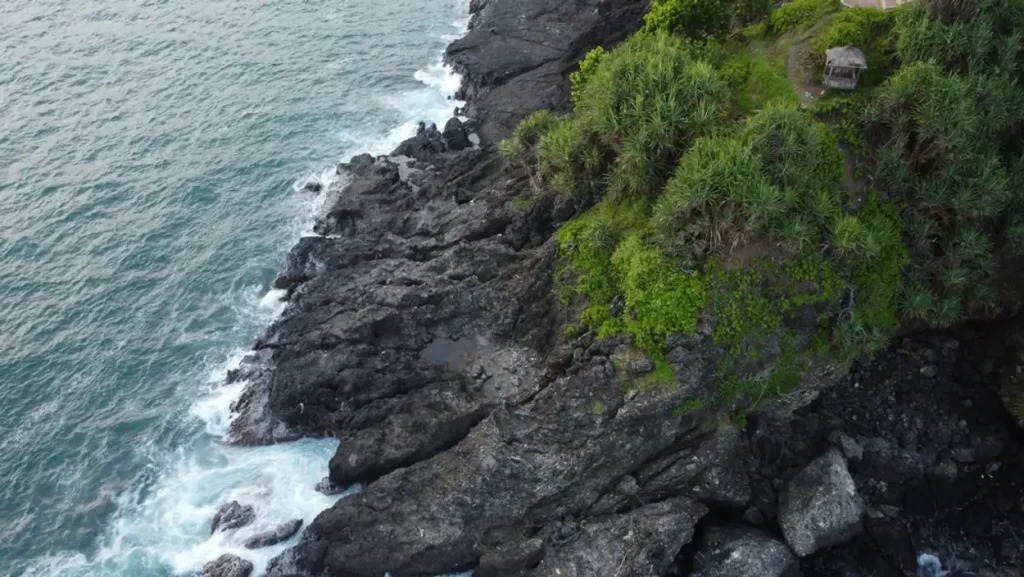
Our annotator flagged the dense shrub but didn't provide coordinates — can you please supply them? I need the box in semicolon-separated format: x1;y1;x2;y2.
643;0;732;40
769;0;843;34
537;32;729;201
735;0;775;26
569;46;607;104
652;104;846;263
511;0;1024;417
868;0;1024;325
498;109;559;157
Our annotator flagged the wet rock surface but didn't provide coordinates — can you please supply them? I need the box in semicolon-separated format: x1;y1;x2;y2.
202;554;253;577
221;0;1024;575
243;519;303;549
210;501;255;534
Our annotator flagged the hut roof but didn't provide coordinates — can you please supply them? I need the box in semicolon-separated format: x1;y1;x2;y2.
826;45;868;69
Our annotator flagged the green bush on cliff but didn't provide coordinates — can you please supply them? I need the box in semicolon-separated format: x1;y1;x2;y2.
643;0;732;41
868;0;1024;325
510;0;1024;417
537;32;729;201
570;47;607;104
769;0;842;34
735;0;775;26
652;103;845;264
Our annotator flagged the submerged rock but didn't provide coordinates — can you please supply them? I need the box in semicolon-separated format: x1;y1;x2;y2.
210;501;255;534
313;476;346;496
692;525;800;577
780;449;865;556
202;554;253;577
243;519;303;549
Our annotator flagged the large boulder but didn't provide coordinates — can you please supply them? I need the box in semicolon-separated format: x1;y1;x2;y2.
780;449;865;556
210;501;255;534
202;554;253;577
243;519;303;549
692;525;801;577
499;498;707;577
442;117;472;152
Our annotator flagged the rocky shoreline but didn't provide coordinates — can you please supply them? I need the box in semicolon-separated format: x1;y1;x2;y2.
211;1;1024;576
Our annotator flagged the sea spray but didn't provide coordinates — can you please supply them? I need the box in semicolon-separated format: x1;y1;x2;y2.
21;13;470;577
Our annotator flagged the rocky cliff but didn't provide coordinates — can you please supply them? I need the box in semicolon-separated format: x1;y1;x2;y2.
220;1;1024;576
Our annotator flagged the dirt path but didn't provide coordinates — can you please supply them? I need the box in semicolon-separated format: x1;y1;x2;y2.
784;16;834;107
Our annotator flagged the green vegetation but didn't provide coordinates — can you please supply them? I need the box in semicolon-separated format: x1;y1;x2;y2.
674;398;707;415
769;0;842;34
503;0;1024;415
811;7;898;85
570;47;607;104
643;0;732;40
870;0;1024;324
721;51;800;114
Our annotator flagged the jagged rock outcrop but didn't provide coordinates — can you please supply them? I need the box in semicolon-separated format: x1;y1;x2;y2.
442;117;472;152
445;0;649;144
202;554;253;577
210;501;255;534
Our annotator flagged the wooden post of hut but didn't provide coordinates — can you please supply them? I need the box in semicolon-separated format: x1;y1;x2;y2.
824;45;867;90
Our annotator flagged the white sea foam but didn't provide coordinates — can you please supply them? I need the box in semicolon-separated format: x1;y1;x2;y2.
27;12;475;577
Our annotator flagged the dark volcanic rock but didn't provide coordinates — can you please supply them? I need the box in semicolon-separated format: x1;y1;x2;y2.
225;0;1024;574
284;354;722;576
392;122;446;160
692;525;801;577
445;0;649;144
313;476;346;496
442;117;472;151
505;498;707;577
202;554;253;577
243;519;303;549
779;449;865;557
210;501;256;534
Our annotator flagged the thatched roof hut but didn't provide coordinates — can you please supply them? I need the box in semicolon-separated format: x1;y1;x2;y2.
824;46;867;90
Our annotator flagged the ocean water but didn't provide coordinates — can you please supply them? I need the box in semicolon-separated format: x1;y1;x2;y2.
0;1;468;575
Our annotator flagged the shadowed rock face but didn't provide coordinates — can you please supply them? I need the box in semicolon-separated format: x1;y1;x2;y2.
445;0;648;144
692;525;800;577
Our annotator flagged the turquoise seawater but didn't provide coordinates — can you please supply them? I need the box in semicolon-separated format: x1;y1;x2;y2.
0;1;468;575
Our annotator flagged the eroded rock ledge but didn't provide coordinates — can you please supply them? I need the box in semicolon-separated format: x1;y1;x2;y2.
220;1;1024;576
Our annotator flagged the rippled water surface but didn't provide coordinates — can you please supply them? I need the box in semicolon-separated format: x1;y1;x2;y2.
0;1;467;574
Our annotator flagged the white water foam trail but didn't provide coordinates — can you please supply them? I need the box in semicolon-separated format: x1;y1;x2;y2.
28;17;473;577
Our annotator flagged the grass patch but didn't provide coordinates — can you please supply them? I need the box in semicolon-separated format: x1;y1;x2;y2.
769;0;842;34
721;51;799;114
